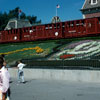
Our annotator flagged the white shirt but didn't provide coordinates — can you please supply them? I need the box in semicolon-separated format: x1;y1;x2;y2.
0;67;10;93
17;63;26;71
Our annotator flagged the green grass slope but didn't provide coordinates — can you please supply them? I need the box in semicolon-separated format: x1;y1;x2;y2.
0;40;59;65
0;36;100;66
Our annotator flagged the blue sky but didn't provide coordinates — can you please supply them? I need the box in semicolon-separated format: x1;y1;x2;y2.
0;0;84;24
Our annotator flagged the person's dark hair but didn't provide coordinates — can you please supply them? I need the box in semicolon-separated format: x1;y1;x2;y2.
0;54;5;61
17;60;22;65
18;60;22;63
0;57;4;67
0;57;4;62
1;54;5;58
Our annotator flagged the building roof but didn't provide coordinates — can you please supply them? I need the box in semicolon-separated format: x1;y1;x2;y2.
81;0;100;10
5;18;31;30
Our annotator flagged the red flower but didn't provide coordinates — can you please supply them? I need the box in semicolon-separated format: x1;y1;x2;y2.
60;54;75;59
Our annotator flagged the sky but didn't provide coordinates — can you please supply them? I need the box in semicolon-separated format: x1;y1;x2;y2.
0;0;85;24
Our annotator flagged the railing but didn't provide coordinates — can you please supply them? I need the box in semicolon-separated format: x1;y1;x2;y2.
20;59;100;70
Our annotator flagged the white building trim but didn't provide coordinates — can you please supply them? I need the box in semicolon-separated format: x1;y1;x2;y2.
82;0;87;9
91;0;98;5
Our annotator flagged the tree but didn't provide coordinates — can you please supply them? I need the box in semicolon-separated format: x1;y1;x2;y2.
20;12;26;19
0;7;41;30
0;12;8;30
8;7;19;19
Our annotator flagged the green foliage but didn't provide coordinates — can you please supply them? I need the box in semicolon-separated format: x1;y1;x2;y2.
0;7;41;30
0;41;58;65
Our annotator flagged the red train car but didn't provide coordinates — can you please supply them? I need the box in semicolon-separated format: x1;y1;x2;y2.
19;22;63;42
63;17;100;38
0;17;100;43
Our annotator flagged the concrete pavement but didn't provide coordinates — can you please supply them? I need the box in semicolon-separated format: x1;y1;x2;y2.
10;79;100;100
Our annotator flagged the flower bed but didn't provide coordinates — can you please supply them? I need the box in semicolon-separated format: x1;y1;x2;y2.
0;46;44;55
60;54;75;59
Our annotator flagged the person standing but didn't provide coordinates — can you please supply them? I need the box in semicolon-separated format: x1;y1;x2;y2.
3;61;10;100
17;60;26;83
0;54;8;69
0;57;10;100
0;54;11;100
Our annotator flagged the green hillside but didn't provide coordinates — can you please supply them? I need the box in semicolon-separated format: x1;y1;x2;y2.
0;40;59;65
0;36;100;67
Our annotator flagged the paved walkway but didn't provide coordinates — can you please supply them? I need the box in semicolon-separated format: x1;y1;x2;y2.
10;79;100;100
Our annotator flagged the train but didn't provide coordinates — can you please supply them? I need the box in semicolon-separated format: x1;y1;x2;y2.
0;17;100;43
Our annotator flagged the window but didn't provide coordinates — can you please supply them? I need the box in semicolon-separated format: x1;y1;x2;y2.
93;0;96;3
91;0;98;5
9;21;15;29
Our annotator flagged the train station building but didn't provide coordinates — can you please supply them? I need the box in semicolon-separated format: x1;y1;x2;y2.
81;0;100;18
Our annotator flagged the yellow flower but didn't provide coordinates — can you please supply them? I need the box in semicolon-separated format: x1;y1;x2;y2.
0;46;44;55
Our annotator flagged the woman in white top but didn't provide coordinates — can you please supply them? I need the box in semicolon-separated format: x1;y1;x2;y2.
0;57;10;100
